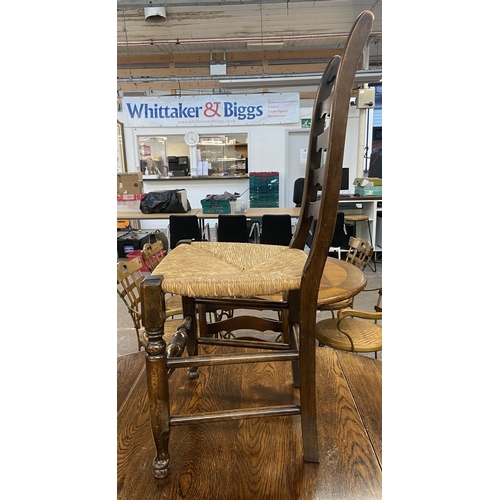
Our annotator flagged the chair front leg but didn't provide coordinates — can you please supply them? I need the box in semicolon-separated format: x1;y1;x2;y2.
142;275;171;478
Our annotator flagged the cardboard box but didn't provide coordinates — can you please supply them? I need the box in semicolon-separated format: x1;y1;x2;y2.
353;177;382;187
354;186;382;196
117;172;144;194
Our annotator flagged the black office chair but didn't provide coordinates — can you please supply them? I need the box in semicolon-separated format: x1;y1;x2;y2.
168;215;202;249
305;213;347;254
216;214;249;242
293;177;305;207
327;212;349;258
260;214;293;246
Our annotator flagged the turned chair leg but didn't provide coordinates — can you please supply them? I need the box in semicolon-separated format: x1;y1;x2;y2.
142;275;171;478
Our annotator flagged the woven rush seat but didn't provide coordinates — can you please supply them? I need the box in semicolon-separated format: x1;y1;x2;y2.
152;241;307;298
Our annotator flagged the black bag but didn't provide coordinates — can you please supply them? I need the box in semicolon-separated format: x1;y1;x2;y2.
140;190;191;214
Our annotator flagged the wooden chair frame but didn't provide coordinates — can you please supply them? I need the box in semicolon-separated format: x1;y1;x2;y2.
141;11;374;479
117;258;145;351
141;240;166;273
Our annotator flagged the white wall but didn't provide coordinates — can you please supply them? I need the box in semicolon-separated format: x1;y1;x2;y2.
117;101;362;230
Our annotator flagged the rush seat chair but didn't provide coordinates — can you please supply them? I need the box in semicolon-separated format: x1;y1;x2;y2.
316;288;382;358
140;11;374;478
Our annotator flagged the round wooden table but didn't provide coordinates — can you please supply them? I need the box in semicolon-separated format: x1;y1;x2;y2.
262;256;366;306
117;347;381;499
317;257;367;306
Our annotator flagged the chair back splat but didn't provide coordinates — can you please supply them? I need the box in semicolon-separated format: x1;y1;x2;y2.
141;11;374;479
141;240;166;273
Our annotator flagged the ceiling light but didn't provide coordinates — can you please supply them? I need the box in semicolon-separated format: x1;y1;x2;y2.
144;7;166;22
218;70;382;89
246;42;285;50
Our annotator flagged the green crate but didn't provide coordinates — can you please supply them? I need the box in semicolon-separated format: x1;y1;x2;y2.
249;172;279;208
201;199;231;214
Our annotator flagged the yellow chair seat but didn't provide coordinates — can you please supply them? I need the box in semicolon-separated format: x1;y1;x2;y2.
153;241;307;298
316;317;382;353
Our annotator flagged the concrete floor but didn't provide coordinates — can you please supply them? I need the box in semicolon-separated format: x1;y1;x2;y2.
117;253;382;358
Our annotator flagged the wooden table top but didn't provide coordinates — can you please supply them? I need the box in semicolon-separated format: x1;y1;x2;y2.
117;207;302;220
260;257;366;306
117;346;382;499
117;209;201;220
197;206;302;219
317;257;366;306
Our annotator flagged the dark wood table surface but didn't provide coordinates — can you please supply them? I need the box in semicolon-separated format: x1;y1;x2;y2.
117;346;382;499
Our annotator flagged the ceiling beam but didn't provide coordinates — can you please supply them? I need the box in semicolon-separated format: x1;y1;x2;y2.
117;0;335;8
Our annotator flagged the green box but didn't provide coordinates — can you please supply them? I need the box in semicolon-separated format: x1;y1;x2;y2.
201;199;231;214
354;186;382;196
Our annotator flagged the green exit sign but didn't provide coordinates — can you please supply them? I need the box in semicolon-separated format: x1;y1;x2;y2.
301;119;311;129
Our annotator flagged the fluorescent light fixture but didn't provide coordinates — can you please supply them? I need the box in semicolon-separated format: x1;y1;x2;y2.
246;42;285;50
218;70;382;89
144;7;166;22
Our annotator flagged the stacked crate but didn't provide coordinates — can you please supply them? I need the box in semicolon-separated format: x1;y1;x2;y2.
249;172;279;208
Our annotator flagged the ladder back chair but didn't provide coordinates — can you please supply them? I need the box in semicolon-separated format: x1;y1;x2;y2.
141;240;167;273
117;258;181;351
141;11;374;478
320;235;374;318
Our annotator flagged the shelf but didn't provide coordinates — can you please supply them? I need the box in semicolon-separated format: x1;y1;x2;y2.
142;175;249;180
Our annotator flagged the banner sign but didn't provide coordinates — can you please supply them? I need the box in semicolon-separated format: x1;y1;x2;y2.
122;94;300;127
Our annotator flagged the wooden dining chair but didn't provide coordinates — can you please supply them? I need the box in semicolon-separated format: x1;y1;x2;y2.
141;240;167;273
319;236;374;318
117;258;182;351
316;288;382;358
140;10;374;478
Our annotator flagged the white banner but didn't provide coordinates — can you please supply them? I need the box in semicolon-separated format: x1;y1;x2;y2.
122;94;300;127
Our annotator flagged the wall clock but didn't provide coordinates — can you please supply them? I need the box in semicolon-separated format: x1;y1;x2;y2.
184;131;199;146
